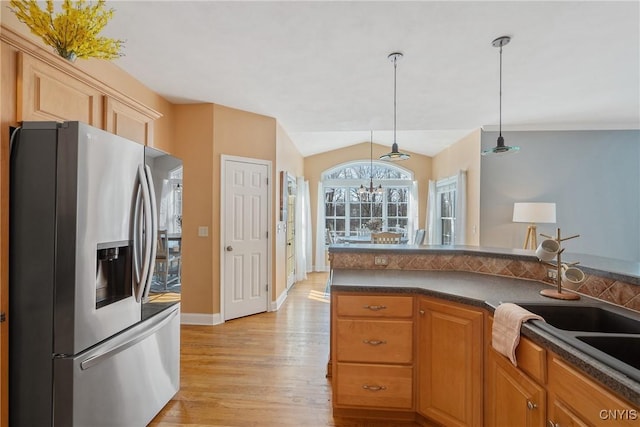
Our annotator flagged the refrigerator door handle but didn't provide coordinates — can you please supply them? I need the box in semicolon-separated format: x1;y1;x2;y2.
79;307;178;371
135;164;153;302
142;165;158;299
132;175;144;286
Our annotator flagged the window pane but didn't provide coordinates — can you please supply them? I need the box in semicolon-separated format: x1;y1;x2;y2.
442;218;454;245
323;162;413;242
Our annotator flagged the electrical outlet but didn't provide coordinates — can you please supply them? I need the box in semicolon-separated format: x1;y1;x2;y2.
374;256;388;266
547;269;558;280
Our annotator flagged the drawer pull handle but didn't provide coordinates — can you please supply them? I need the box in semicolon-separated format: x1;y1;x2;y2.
547;421;559;427
363;305;387;311
362;385;387;392
527;400;537;410
363;339;387;346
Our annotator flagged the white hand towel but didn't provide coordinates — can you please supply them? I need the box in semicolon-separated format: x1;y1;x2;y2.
492;303;544;366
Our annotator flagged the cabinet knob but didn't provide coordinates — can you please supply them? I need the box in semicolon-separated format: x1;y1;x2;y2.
547;421;559;427
419;309;425;315
527;400;537;410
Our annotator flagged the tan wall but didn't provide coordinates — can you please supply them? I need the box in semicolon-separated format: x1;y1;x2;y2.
305;142;432;267
275;123;304;299
213;104;277;308
431;129;481;245
173;104;215;314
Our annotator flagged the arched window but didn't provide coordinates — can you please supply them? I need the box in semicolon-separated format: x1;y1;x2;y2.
322;161;415;240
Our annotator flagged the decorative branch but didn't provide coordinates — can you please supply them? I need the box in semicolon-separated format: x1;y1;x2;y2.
9;0;124;61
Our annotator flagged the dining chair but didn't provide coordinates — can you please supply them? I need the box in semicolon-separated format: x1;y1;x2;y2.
154;230;181;291
371;232;402;244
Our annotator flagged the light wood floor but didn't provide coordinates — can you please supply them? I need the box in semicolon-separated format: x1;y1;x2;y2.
149;272;420;427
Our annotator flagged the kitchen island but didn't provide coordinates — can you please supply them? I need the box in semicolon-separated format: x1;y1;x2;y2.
328;244;640;426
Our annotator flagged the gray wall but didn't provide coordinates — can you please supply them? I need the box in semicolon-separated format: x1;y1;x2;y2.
480;130;640;261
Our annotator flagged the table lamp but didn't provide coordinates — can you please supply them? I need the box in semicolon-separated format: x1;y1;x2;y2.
513;202;556;250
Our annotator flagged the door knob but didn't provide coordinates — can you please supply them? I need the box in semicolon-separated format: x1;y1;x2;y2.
226;246;233;252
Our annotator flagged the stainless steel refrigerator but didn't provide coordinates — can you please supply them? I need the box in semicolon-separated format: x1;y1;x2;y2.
9;121;181;426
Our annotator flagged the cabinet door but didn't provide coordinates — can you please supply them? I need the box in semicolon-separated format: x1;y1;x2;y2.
486;347;546;427
18;53;103;126
104;97;155;146
547;354;639;427
548;396;588;427
417;297;483;427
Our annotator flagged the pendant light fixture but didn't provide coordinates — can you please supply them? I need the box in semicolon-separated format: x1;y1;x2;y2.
482;36;520;156
359;131;384;195
380;52;410;161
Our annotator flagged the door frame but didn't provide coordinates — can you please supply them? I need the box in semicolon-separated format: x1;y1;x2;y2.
219;155;272;323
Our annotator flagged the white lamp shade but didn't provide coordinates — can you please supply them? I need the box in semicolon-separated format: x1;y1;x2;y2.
513;202;556;224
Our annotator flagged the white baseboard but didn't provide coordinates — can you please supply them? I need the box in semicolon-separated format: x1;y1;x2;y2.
270;289;288;311
181;312;223;325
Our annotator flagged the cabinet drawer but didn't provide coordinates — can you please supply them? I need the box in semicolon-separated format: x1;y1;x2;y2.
335;363;413;409
515;336;546;384
336;295;413;318
336;319;413;363
489;317;546;384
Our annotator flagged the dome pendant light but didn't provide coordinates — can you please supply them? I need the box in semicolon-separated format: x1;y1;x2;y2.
482;36;520;156
380;52;410;161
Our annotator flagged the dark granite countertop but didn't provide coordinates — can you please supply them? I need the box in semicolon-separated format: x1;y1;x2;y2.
331;268;640;406
329;244;640;285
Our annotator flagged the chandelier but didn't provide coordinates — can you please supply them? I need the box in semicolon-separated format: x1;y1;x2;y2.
358;131;383;195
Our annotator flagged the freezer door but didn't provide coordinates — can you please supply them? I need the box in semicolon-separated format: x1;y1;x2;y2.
53;304;180;426
55;122;144;354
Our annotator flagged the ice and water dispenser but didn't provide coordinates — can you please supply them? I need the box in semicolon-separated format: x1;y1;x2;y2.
96;241;133;308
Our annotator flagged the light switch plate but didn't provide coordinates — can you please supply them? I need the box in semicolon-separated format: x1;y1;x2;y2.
198;226;209;237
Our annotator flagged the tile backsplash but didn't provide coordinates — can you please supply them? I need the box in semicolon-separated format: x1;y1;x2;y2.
330;252;640;312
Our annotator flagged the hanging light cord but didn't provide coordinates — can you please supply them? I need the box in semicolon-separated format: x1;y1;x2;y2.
393;56;398;146
498;42;503;139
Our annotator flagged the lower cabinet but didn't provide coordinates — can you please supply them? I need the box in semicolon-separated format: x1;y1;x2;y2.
486;346;546;427
417;297;483;427
331;291;639;426
547;354;639;427
332;293;415;414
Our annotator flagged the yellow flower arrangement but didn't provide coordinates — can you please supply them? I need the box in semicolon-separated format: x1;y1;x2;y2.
9;0;124;61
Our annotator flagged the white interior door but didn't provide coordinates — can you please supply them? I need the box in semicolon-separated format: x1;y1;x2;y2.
222;157;270;320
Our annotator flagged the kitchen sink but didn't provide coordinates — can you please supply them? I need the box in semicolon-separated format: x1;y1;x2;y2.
508;302;640;382
576;335;640;371
517;304;640;334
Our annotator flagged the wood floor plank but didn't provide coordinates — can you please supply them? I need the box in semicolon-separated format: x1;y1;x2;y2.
149;273;420;427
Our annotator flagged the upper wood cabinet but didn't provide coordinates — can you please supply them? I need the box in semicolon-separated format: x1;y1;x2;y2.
104;97;156;146
18;53;103;127
16;52;161;146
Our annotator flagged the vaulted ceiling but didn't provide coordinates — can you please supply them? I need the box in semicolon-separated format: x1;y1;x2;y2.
104;1;640;157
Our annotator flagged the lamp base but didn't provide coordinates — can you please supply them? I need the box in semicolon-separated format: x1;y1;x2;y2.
523;224;538;250
540;289;580;300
